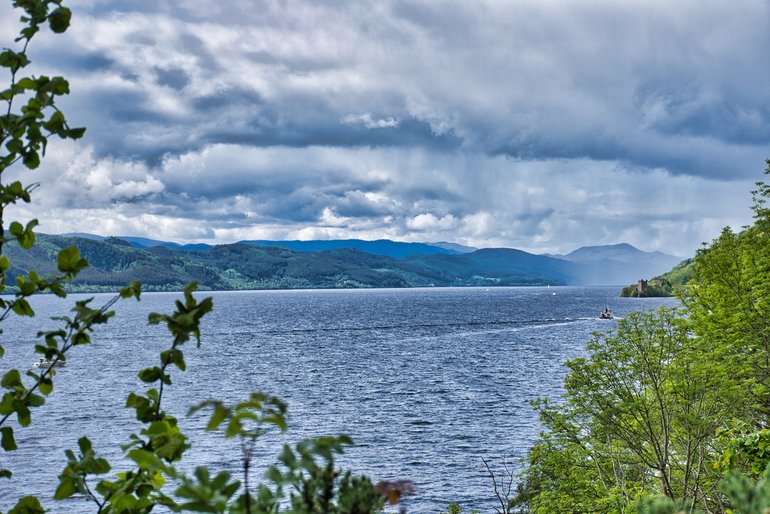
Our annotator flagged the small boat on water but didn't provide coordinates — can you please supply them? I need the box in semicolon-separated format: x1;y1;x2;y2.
32;357;65;369
599;308;614;320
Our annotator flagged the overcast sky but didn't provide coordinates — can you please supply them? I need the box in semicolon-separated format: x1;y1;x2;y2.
3;0;768;255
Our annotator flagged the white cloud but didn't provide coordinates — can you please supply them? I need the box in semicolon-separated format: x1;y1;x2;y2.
407;213;457;231
6;134;759;255
460;212;496;240
342;113;400;129
5;140;164;208
318;207;349;227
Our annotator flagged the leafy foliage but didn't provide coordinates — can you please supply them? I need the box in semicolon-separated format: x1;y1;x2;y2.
516;160;770;513
514;308;735;513
0;2;139;488
0;3;394;514
636;462;770;514
438;504;480;514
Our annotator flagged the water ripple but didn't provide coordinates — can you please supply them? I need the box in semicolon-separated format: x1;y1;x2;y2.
0;286;677;513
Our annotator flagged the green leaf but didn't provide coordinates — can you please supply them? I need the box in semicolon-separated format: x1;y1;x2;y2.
148;312;166;325
278;444;296;469
48;7;72;33
14;77;36;90
128;449;161;470
39;378;53;396
0;49;28;70
1;427;17;451
8;496;45;514
48;282;66;298
27;394;45;408
18;24;37;40
11;299;34;317
1;369;22;388
16;276;37;296
48;77;70;96
54;476;77;500
22;150;40;169
206;406;228;431
5;138;24;155
9;219;38;248
126;392;155;422
67;126;86;139
43;110;65;132
77;436;93;454
120;281;142;300
225;417;242;438
176;500;216;513
265;464;283;484
0;181;33;203
17;406;31;427
56;246;88;274
138;367;161;383
161;349;186;371
8;495;46;514
263;413;287;432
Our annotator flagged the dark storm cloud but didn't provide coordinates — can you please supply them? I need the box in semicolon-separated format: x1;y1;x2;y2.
199;116;461;153
153;67;191;91
633;84;770;145
35;0;765;178
37;50;114;73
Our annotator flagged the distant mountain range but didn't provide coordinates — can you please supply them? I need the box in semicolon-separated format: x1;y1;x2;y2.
61;234;479;258
12;234;681;291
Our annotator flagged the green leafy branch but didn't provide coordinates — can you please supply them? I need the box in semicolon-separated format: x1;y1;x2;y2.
1;0;84;178
189;392;287;513
55;283;213;514
0;3;403;514
0;279;141;480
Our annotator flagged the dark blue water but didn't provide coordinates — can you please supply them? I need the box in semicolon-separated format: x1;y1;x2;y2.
0;287;676;512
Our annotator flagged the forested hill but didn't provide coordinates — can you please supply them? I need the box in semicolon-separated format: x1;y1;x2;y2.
2;234;676;291
3;235;441;291
620;258;696;297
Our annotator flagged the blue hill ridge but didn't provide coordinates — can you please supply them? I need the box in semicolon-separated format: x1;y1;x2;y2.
46;234;681;288
241;239;457;259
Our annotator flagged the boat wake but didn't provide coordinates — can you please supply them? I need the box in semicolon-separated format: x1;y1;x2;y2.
255;316;595;335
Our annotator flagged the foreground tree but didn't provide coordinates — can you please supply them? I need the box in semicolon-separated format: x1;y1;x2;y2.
513;309;735;513
684;161;770;423
514;160;770;513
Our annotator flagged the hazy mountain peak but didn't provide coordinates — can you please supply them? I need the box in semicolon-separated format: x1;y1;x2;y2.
562;243;678;263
